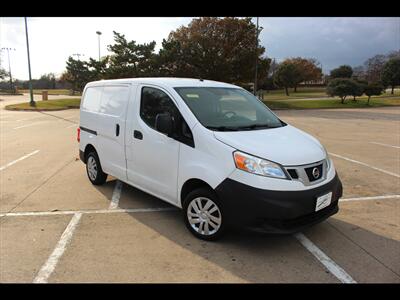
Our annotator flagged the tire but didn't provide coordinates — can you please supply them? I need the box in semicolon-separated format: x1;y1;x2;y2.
182;187;226;241
86;151;107;185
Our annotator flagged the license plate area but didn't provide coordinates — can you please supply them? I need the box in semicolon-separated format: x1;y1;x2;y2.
315;192;332;212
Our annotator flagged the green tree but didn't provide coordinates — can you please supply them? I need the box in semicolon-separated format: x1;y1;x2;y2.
364;83;384;105
159;17;270;85
326;78;358;104
353;50;400;83
273;63;301;96
63;55;110;92
283;57;322;92
330;65;353;79
363;54;387;83
37;73;56;89
381;58;400;94
86;57;110;80
0;67;8;80
64;57;93;92
350;80;367;101
107;31;158;78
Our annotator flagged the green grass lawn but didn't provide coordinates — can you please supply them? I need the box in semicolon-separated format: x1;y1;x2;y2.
264;97;400;110
6;98;81;111
5;89;399;111
260;87;328;100
18;89;82;96
260;87;400;101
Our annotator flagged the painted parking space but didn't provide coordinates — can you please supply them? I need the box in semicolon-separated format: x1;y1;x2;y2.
301;218;400;283
329;158;400;198
48;212;339;283
11;160;114;213
0;103;399;283
0;214;73;283
276;107;400;174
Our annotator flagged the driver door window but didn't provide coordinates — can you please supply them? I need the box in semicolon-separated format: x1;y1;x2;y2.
140;86;194;147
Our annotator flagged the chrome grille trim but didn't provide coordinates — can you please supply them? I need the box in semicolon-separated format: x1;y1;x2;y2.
285;159;328;186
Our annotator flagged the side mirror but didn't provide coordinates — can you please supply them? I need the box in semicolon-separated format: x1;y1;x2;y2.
155;113;173;136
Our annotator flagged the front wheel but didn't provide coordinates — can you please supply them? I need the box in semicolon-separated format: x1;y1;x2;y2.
182;188;226;241
86;151;107;185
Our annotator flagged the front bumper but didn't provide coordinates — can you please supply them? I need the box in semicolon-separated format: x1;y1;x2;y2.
214;173;343;234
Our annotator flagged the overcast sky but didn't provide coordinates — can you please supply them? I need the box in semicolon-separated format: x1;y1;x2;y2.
1;17;399;80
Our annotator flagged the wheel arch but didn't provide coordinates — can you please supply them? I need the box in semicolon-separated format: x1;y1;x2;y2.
83;144;97;163
180;178;214;206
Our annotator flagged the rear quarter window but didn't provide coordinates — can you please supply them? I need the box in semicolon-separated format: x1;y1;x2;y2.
81;86;103;112
99;85;129;116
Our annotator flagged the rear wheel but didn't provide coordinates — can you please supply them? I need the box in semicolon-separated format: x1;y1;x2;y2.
182;188;226;241
86;151;107;185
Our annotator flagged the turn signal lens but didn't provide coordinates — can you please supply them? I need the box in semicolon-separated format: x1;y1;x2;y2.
234;152;258;173
233;151;287;179
77;127;80;142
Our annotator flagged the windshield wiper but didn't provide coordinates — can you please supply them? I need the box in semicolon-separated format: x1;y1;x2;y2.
236;124;279;130
205;126;240;131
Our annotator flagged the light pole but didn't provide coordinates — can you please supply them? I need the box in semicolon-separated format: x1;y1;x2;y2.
96;31;102;61
72;53;85;61
254;17;263;96
24;17;35;106
1;47;16;93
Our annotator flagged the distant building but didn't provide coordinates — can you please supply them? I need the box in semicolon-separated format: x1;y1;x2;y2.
299;76;328;86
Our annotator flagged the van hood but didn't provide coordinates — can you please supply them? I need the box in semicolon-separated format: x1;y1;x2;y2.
213;125;326;166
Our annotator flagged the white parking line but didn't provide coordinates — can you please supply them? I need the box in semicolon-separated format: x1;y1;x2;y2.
109;180;123;209
0;207;177;217
58;116;77;122
66;124;77;128
369;142;400;149
294;233;357;283
13;121;47;130
0;150;40;171
16;117;39;122
340;194;400;202
329;152;400;178
1;195;397;218
33;213;82;283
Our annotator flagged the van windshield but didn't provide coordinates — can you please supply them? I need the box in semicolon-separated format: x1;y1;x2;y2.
174;87;285;131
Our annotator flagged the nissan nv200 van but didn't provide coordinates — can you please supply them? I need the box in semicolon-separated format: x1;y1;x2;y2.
78;78;343;240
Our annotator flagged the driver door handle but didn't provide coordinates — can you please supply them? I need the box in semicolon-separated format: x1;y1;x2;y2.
134;130;143;140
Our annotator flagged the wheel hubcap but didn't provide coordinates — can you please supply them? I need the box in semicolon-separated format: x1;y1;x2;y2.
87;156;98;181
187;197;222;236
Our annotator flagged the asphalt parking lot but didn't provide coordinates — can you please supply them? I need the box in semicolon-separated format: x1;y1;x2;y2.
1;95;399;283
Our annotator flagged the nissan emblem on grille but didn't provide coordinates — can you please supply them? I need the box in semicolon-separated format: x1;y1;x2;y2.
312;167;320;179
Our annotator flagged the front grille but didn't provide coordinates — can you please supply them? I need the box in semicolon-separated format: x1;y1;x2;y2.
287;169;299;179
304;164;323;182
284;160;327;186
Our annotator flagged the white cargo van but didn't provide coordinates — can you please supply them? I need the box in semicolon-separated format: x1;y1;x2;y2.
78;78;342;240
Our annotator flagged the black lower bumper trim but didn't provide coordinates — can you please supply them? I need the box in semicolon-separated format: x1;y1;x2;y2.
215;173;342;234
79;150;85;163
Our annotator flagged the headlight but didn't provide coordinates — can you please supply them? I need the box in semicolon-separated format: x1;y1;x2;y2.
233;151;288;179
322;146;331;170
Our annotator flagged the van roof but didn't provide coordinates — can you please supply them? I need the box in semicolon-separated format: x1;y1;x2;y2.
85;77;239;89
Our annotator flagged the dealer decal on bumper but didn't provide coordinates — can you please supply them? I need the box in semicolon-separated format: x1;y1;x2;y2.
315;192;332;212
